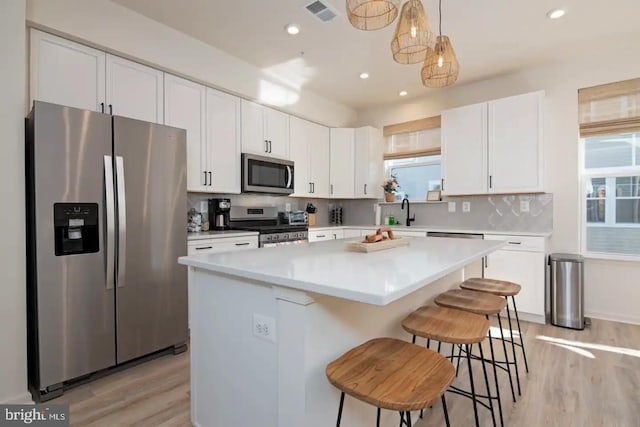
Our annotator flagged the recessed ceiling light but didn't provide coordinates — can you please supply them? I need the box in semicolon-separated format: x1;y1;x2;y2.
359;72;369;79
399;91;408;96
285;24;300;35
546;9;566;19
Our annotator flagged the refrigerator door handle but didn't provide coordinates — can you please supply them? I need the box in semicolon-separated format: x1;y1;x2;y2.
116;156;127;288
104;156;115;290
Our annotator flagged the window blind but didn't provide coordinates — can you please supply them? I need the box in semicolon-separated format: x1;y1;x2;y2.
579;78;640;137
383;115;441;159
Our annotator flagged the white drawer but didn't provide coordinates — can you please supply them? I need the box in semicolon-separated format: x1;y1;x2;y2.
187;236;258;255
392;230;427;238
484;234;545;252
308;230;335;242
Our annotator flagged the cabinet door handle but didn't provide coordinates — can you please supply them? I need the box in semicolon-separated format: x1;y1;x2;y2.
208;171;212;186
235;242;251;246
507;241;522;245
109;104;113;115
309;183;313;193
312;182;315;193
100;102;105;113
489;175;493;189
441;179;445;191
364;184;367;195
317;235;326;238
330;184;334;195
195;246;213;250
265;140;269;153
203;171;208;186
484;256;488;268
268;140;272;153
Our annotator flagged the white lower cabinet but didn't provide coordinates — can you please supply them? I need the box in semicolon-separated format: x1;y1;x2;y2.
391;230;427;238
308;229;343;242
187;235;258;326
483;235;547;319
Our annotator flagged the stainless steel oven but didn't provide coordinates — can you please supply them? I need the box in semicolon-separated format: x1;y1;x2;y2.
242;153;294;194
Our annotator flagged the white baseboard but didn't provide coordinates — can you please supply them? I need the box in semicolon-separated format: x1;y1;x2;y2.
1;392;33;405
585;310;640;326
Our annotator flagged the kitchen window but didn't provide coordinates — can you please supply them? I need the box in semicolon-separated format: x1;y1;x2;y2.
382;118;441;201
579;78;640;257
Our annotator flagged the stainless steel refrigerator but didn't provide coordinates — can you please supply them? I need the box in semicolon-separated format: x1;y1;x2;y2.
26;101;188;402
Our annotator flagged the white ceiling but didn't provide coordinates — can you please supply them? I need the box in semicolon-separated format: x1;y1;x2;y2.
112;0;640;110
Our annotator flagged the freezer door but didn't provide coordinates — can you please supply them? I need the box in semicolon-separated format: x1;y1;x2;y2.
29;102;116;389
113;117;188;363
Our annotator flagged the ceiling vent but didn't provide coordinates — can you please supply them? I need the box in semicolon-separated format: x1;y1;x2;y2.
305;0;338;22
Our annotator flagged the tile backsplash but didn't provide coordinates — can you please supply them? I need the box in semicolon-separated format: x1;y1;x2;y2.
187;193;553;234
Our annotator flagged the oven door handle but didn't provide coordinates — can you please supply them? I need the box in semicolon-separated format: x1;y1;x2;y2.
285;165;293;189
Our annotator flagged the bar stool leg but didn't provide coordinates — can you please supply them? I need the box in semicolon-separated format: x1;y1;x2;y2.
512;295;529;373
377;408;381;427
496;314;517;403
466;344;480;427
336;392;345;427
486;316;505;427
505;298;521;396
441;395;451;427
478;342;497;427
455;344;463;376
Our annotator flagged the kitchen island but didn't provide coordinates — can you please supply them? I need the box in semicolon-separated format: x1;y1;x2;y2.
178;237;505;427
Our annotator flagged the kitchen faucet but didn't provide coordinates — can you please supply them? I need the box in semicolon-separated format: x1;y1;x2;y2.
401;197;416;227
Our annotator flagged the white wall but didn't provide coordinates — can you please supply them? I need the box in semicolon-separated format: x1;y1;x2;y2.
0;0;29;404
26;0;357;128
357;36;640;324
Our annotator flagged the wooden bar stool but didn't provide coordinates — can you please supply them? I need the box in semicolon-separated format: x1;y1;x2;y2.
434;289;513;427
461;277;529;396
326;338;455;427
402;305;496;427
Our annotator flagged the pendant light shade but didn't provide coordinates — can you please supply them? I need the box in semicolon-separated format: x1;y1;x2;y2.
346;0;401;31
421;35;459;88
390;0;434;65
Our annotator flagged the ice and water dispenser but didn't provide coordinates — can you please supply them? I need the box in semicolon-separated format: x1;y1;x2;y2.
53;203;99;256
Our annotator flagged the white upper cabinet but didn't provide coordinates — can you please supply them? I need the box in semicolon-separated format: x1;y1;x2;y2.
164;74;207;192
441;91;544;195
206;88;241;194
241;100;290;159
310;124;331;198
488;91;543;193
106;54;164;123
354;126;384;199
30;29;105;112
289;117;312;197
441;102;488;195
330;128;355;198
289;117;330;198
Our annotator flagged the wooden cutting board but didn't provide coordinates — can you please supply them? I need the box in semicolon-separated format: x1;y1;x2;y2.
347;238;410;253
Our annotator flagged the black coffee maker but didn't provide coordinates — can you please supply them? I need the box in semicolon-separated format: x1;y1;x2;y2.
208;198;231;230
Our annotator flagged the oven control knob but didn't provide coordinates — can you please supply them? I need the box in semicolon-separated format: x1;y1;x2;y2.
283;234;289;240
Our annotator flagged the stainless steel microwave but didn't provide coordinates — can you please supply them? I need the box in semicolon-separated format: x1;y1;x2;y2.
242;153;294;195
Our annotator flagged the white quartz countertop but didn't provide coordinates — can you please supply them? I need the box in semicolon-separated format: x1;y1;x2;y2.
309;225;552;237
188;230;259;241
179;237;505;305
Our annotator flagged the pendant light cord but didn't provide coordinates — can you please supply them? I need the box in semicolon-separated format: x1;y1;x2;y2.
439;0;442;37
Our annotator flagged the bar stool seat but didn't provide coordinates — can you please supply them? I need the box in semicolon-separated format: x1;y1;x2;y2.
460;278;521;296
402;305;489;344
435;289;507;315
326;338;455;426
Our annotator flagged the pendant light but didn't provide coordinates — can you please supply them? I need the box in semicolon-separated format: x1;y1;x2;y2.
390;0;434;65
346;0;401;31
421;0;459;87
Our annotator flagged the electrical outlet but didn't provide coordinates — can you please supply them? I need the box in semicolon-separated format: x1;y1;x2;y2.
253;313;276;343
520;200;530;213
448;202;456;213
285;202;291;212
462;202;471;213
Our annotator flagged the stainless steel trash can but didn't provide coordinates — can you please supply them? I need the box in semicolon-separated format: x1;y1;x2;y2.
549;253;585;330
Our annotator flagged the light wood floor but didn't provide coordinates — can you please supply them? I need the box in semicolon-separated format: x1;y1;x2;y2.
51;318;640;426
